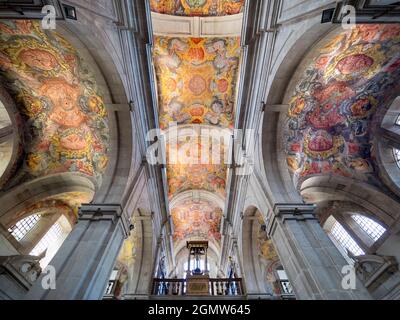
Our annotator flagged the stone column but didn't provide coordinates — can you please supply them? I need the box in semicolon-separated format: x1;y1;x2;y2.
266;204;371;300
26;204;130;300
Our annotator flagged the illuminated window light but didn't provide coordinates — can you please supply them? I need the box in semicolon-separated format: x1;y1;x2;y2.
8;215;41;241
352;215;386;242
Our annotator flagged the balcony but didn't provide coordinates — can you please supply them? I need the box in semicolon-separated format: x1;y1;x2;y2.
151;278;245;297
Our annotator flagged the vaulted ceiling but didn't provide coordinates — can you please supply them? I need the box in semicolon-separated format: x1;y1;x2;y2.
0;20;109;221
151;2;243;248
0;20;109;187
154;36;240;130
171;198;223;242
286;24;400;188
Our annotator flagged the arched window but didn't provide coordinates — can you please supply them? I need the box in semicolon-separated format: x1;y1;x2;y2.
375;97;400;197
393;148;400;168
30;222;64;256
8;214;41;241
352;215;386;242
328;217;365;256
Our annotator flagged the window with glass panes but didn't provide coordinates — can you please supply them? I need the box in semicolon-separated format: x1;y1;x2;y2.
352;215;386;242
8;215;41;241
30;222;63;256
330;221;365;256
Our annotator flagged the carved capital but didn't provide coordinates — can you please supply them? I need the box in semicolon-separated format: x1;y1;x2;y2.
79;204;131;238
266;204;317;238
274;203;317;222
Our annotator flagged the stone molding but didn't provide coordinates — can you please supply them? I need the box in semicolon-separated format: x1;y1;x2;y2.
274;203;317;220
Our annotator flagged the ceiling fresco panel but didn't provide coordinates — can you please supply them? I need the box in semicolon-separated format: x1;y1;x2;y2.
153;36;241;130
165;132;229;198
150;0;245;17
171;198;223;242
0;20;109;186
152;19;242;246
167;163;227;197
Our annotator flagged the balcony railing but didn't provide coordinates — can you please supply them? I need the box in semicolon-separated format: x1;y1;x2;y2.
152;278;244;296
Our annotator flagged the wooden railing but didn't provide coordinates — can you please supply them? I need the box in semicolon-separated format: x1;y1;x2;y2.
152;278;244;296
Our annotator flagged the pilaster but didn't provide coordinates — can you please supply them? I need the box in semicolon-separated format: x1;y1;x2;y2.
26;204;130;300
266;204;371;300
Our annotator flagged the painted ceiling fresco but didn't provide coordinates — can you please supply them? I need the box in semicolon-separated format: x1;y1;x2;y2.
153;36;241;130
0;20;109;186
150;0;244;16
171;199;223;242
286;24;400;186
166;136;228;198
167;163;227;197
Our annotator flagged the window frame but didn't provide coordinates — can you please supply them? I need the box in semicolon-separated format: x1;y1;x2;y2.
351;214;386;242
8;214;41;241
328;217;365;258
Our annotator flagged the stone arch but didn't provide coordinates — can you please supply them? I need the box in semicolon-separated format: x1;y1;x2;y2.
300;175;400;229
375;97;400;198
0;173;95;227
318;200;388;254
0;21;111;265
0;86;22;189
0;17;136;268
0;173;94;256
240;205;277;297
169;190;225;264
118;207;155;298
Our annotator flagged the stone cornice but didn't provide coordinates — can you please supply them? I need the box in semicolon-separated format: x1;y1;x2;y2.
79;204;131;238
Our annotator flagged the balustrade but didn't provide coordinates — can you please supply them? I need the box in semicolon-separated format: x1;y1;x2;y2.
151;278;244;296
